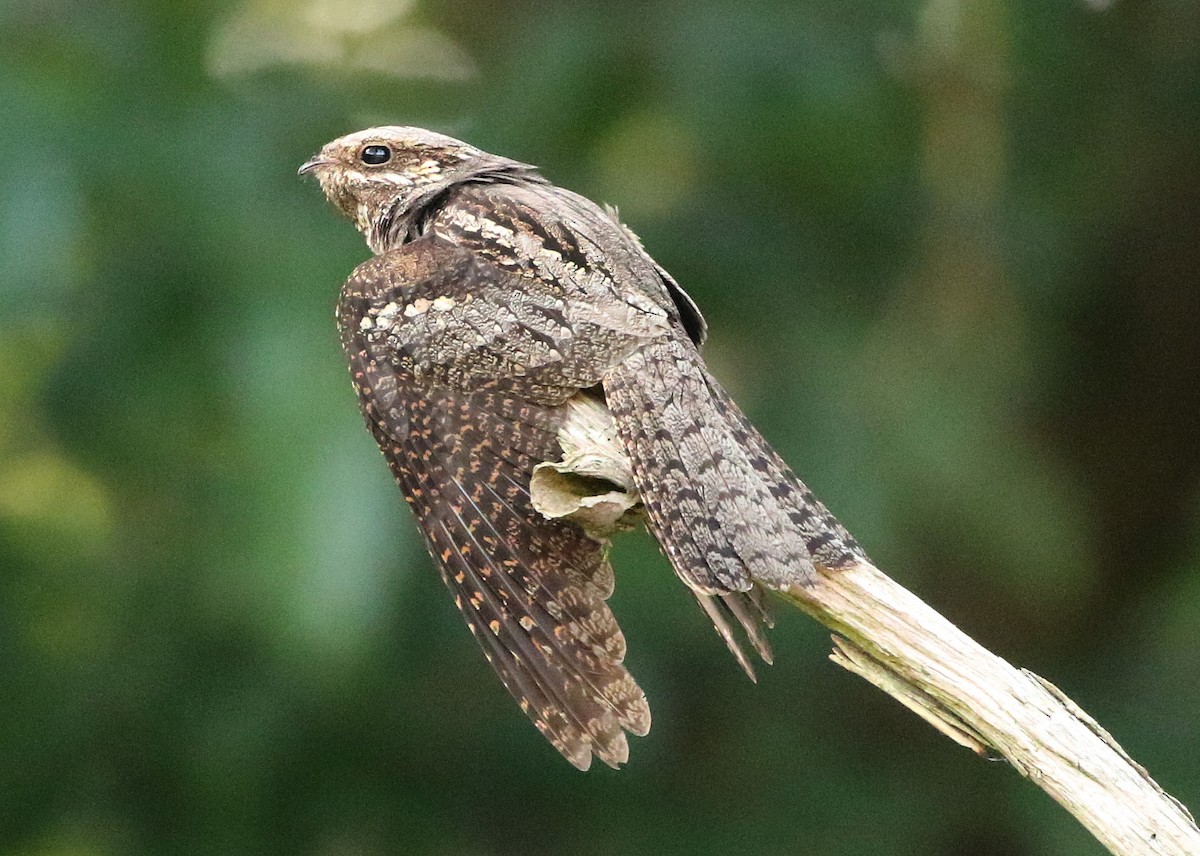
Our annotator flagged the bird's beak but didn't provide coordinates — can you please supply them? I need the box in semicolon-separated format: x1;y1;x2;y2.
298;156;329;176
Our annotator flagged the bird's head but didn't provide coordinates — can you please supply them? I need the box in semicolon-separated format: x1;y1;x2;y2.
299;126;530;251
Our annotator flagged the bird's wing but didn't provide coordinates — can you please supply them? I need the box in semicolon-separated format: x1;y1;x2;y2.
338;239;649;770
419;185;777;677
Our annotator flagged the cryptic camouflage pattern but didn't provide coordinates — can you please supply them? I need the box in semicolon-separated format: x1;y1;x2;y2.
303;127;866;769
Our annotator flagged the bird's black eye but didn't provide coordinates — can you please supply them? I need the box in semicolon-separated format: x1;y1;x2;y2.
360;145;391;165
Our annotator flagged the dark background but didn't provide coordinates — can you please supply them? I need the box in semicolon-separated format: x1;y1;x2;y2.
3;0;1199;853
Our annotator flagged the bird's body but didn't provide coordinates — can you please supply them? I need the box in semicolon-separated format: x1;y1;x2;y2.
301;127;865;769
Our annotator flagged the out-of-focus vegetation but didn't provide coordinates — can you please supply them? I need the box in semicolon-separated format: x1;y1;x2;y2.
3;0;1199;853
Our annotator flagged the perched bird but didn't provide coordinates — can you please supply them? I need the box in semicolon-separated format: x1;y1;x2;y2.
300;127;865;769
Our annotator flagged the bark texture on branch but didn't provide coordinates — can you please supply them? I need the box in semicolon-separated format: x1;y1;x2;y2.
782;565;1199;856
531;394;1200;856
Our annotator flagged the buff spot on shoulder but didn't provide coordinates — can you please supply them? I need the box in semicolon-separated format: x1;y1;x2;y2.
404;298;431;317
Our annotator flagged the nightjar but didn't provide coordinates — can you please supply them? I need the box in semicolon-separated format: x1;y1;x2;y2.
300;127;865;769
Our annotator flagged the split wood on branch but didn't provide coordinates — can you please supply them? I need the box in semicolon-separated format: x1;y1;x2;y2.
533;394;1200;856
301;127;1198;854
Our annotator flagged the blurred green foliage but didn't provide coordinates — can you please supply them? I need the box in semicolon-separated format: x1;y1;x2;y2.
3;0;1199;853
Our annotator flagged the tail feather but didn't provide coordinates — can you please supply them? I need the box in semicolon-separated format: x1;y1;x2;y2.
699;588;775;681
604;333;863;671
718;383;868;571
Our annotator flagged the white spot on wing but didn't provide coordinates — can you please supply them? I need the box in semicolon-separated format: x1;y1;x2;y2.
404;298;432;317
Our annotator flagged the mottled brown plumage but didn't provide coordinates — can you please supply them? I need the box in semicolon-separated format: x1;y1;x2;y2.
301;127;865;769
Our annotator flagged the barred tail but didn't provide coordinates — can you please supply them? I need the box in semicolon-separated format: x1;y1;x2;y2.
604;334;865;675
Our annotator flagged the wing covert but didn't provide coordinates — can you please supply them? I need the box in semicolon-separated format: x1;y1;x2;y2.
338;239;651;769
